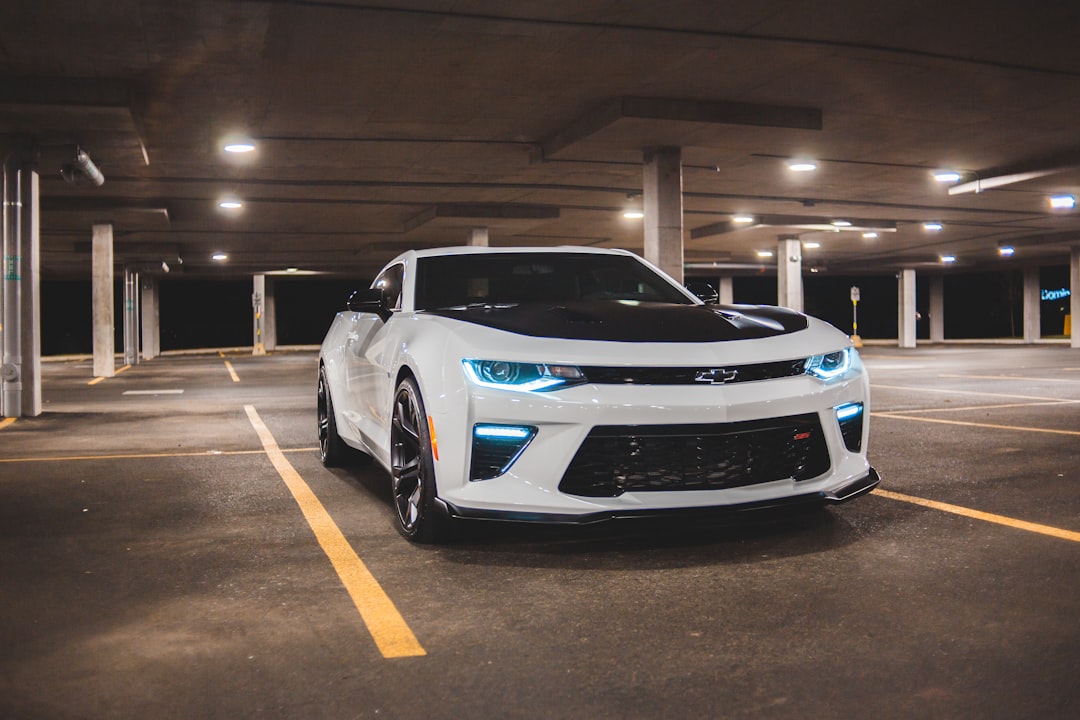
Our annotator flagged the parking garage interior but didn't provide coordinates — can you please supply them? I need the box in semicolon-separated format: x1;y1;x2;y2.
2;2;1079;718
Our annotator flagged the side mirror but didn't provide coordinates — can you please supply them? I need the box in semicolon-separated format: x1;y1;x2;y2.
685;280;719;305
347;288;392;321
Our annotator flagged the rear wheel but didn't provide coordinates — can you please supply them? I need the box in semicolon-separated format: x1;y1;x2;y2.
390;376;450;543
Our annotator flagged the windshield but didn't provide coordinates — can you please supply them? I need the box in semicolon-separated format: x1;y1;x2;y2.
413;253;693;311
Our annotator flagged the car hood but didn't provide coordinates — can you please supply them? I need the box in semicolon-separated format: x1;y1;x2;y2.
423;301;808;342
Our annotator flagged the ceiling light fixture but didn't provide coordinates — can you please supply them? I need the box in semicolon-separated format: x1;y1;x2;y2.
623;210;644;219
998;246;1015;257
940;254;956;264
732;215;755;223
756;250;774;258
1049;194;1076;209
862;232;879;239
212;252;228;261
224;141;256;153
933;170;962;183
831;220;852;227
787;160;817;172
923;222;943;231
803;241;821;249
219;199;243;209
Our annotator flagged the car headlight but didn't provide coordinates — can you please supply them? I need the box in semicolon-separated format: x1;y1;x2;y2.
462;359;586;392
805;348;855;381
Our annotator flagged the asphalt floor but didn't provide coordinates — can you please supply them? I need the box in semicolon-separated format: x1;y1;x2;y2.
1;345;1077;719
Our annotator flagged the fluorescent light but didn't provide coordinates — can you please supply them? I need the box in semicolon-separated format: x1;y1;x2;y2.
788;160;817;172
623;210;644;219
224;142;256;153
1049;194;1076;209
831;220;852;227
934;171;962;183
923;222;943;231
212;252;228;261
803;241;821;249
940;254;956;264
732;215;755;223
862;232;878;239
756;250;774;258
998;246;1015;257
219;199;243;209
286;267;299;273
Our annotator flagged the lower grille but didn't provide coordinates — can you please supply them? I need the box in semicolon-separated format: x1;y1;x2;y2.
559;414;830;498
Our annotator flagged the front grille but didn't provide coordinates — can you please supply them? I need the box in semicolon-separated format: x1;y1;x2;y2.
559;414;830;497
580;359;806;385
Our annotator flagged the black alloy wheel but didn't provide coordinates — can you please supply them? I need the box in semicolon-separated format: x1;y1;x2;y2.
390;376;448;542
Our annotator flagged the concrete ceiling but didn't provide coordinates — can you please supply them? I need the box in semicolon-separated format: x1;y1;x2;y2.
3;0;1080;280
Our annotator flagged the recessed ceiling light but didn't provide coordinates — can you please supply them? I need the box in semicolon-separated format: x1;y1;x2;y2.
286;267;299;273
831;220;852;227
934;171;962;183
940;254;956;264
923;222;943;231
733;215;755;223
862;232;879;239
623;210;644;219
787;160;817;172
1049;194;1076;209
998;246;1015;257
803;241;821;249
219;199;243;209
212;252;228;261
756;250;774;258
224;142;256;153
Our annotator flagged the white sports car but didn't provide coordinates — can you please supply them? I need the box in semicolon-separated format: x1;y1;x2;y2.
318;246;878;542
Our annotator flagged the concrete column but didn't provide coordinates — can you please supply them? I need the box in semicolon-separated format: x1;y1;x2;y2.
253;274;267;356
140;276;159;360
1071;247;1080;349
263;276;277;352
929;275;945;343
776;235;803;312
643;147;684;283
92;224;115;377
123;266;139;366
717;276;734;305
898;268;917;348
1022;266;1041;344
2;152;41;417
467;227;489;247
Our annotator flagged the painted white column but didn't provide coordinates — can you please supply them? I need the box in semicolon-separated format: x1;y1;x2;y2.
898;268;917;348
717;276;734;305
929;275;945;343
467;227;489;247
643;147;684;283
253;274;267;356
776;235;803;312
140;277;159;360
1022;266;1041;344
2;156;41;417
92;223;115;378
1071;247;1079;349
263;276;277;352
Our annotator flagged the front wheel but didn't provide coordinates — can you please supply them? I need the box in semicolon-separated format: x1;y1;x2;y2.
390;376;450;543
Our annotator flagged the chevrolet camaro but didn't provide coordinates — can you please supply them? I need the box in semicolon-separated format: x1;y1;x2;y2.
318;246;878;542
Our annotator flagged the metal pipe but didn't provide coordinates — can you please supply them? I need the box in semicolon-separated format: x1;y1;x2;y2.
123;266;139;366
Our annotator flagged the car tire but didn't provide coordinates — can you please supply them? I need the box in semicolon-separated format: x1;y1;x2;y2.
318;366;359;467
390;375;450;543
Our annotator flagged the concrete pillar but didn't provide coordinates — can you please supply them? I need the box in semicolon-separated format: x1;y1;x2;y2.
898;268;917;348
92;224;115;377
776;235;803;312
123;266;139;365
929;275;945;343
263;276;277;352
717;276;734;305
140;276;159;360
1022;266;1041;344
1071;247;1079;348
2;151;41;417
253;274;267;355
643;147;684;283
467;227;489;247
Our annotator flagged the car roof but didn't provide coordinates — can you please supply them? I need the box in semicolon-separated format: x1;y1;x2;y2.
388;245;639;265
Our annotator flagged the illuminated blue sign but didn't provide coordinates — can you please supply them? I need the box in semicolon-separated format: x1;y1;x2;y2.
1041;288;1071;302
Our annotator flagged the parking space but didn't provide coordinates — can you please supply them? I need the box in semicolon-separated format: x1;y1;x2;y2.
1;347;1077;719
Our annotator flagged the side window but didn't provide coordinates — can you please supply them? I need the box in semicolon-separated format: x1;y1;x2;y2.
372;264;404;310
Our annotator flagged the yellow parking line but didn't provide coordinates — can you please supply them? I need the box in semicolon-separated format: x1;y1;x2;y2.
878;401;1070;415
0;447;317;464
88;376;105;386
224;360;240;383
873;488;1080;543
939;373;1080;383
244;405;425;659
0;418;15;430
88;364;132;385
872;412;1080;436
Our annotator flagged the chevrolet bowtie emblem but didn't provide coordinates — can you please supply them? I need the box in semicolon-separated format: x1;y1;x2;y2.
694;368;739;384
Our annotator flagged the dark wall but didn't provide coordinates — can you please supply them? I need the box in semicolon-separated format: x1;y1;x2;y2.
275;278;366;345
